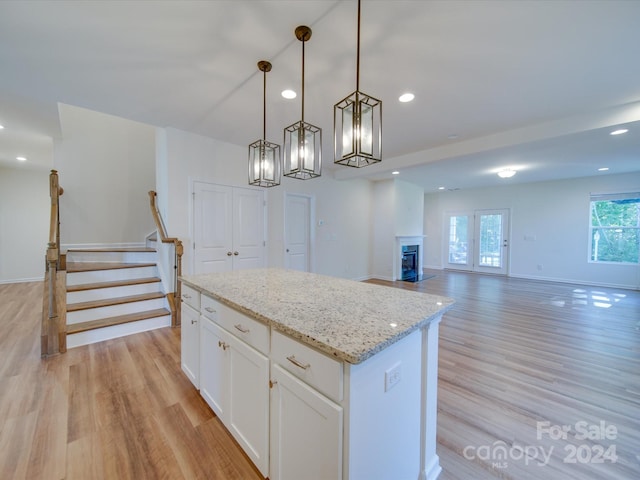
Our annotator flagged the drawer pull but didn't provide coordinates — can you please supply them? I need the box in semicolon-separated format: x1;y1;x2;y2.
191;319;197;325
234;324;250;334
286;355;310;370
218;340;229;351
204;307;216;314
182;293;191;299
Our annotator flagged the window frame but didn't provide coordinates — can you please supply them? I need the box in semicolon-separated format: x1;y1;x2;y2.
588;191;640;265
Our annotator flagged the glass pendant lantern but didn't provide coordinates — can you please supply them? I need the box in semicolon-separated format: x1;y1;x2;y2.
283;26;322;180
249;60;281;187
334;0;382;168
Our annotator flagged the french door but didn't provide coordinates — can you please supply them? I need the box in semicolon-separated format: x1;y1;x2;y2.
445;209;510;275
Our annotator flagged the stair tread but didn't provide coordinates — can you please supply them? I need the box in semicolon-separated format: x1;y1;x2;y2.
66;247;156;252
67;262;156;273
67;291;165;311
67;308;170;334
67;277;162;292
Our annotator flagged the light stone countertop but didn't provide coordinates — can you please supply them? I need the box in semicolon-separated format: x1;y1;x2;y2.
181;268;454;364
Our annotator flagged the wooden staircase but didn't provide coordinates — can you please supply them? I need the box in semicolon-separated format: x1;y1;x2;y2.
65;247;172;348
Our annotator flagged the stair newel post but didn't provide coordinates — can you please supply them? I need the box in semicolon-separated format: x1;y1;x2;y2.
43;169;63;356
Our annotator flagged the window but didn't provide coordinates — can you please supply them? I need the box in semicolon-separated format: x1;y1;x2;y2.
589;192;640;264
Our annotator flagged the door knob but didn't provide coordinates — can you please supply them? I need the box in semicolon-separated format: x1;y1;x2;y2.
227;251;232;256
233;251;239;256
286;249;290;253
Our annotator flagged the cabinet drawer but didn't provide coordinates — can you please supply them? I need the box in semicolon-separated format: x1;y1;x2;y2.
202;295;269;355
181;284;200;311
271;330;343;402
201;294;220;322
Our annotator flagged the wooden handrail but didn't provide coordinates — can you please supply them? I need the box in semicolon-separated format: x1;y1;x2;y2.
149;191;183;327
42;170;64;357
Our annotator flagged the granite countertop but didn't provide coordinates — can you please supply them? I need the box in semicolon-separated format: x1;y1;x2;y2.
181;268;454;364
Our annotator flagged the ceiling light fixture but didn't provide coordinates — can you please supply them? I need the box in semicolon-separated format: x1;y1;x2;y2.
283;26;321;180
334;0;382;168
398;93;414;103
249;60;281;188
497;168;516;178
0;124;4;130
598;167;609;171
281;89;296;99
392;171;399;175
610;128;628;135
16;156;27;162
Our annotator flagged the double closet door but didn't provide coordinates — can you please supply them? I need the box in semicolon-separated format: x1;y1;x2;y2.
193;182;265;274
445;209;510;275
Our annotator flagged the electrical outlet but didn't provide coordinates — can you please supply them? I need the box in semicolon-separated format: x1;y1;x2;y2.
385;362;402;392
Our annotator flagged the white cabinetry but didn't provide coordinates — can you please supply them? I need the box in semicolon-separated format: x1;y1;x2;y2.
198;295;270;477
270;364;343;480
180;284;200;388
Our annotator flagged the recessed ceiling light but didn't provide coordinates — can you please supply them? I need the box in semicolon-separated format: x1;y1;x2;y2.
438;186;445;190
16;156;27;162
392;171;400;175
0;125;5;130
610;128;628;135
281;89;296;99
398;93;414;103
598;167;609;171
497;168;516;178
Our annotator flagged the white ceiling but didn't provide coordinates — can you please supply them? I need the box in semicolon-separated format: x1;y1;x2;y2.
1;0;639;190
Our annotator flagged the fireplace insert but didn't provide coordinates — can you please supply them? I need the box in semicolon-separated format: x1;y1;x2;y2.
401;244;422;282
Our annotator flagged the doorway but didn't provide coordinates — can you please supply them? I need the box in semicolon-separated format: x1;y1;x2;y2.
284;193;314;272
444;209;510;275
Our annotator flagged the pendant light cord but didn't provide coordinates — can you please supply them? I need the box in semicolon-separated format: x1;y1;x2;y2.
356;0;361;92
301;34;306;122
262;68;267;140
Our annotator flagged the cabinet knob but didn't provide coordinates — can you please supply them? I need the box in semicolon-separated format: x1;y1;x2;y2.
218;340;229;351
191;319;197;325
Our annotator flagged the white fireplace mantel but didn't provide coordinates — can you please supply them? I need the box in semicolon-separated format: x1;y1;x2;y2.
395;235;426;281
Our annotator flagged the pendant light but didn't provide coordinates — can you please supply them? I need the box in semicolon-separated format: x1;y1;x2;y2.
249;60;281;187
283;26;322;180
334;0;382;167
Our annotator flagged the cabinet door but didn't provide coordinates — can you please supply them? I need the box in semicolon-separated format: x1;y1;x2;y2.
228;335;269;477
199;317;229;420
270;365;343;480
181;303;200;388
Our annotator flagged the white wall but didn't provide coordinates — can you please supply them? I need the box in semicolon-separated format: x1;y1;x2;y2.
0;166;50;283
54;103;156;245
424;172;640;290
158;127;373;280
371;179;425;280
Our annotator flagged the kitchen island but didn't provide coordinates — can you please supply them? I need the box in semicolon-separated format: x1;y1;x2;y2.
180;268;454;480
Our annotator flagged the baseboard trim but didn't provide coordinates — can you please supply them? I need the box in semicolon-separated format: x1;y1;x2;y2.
0;276;44;285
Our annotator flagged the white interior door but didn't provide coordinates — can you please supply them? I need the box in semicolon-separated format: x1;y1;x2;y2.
193;182;265;273
193;182;233;274
232;187;265;270
284;193;312;272
445;209;510;274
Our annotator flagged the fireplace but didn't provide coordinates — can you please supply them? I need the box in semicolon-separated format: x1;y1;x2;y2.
395;235;425;282
401;244;422;282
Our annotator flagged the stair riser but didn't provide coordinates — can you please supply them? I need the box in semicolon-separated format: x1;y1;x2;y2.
67;266;158;286
67;298;167;324
66;251;156;263
67;282;162;304
67;315;171;349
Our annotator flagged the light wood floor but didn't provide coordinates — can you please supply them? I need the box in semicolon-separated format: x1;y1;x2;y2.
1;271;638;479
